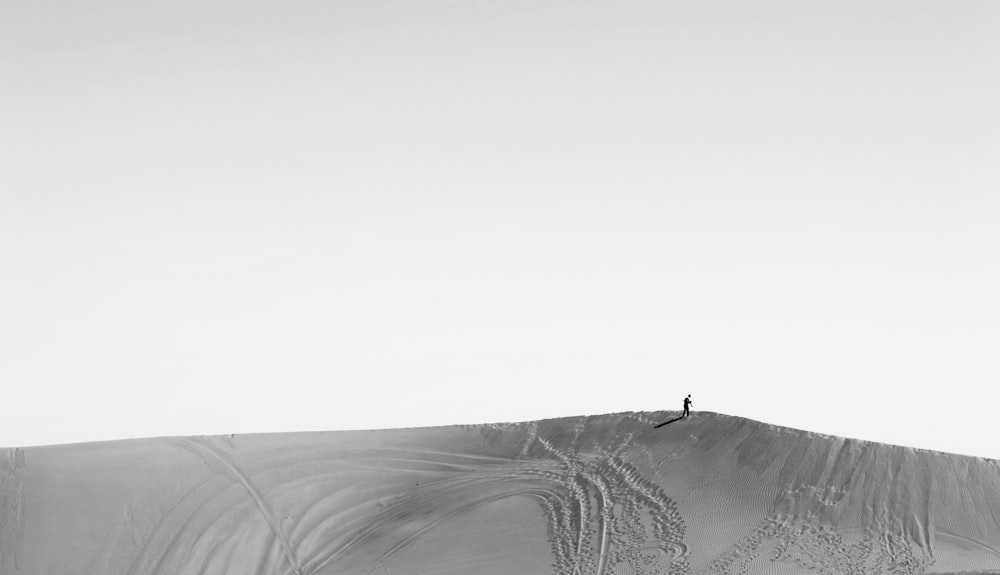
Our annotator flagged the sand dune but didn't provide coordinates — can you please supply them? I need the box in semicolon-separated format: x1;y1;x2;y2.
2;412;999;575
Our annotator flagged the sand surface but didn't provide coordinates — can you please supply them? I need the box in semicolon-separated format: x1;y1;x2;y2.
2;412;999;575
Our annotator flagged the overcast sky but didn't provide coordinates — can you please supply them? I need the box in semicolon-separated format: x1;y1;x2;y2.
2;0;999;458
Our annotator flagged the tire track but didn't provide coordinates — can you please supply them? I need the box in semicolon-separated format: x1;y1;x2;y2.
177;438;304;575
104;417;688;575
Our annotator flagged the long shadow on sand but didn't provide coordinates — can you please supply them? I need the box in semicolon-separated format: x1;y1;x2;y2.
654;416;685;429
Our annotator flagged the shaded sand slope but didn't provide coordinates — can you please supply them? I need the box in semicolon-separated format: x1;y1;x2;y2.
2;412;999;575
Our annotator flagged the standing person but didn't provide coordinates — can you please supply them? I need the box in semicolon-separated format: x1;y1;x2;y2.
683;395;692;418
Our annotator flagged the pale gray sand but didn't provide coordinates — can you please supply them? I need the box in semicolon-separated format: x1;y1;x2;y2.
2;412;999;575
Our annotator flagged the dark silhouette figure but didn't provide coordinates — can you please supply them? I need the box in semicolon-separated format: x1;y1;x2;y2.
654;396;693;428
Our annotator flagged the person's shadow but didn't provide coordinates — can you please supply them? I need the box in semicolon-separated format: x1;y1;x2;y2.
654;416;685;428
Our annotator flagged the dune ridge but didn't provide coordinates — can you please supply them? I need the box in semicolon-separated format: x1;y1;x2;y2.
2;411;999;575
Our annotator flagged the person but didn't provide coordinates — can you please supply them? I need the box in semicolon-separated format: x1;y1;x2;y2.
683;395;692;418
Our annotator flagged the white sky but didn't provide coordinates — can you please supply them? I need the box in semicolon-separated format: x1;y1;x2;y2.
2;0;999;458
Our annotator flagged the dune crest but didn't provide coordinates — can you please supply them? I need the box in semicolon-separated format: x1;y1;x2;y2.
2;412;999;574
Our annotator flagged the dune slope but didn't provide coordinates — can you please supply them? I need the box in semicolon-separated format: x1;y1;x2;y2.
2;412;999;575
